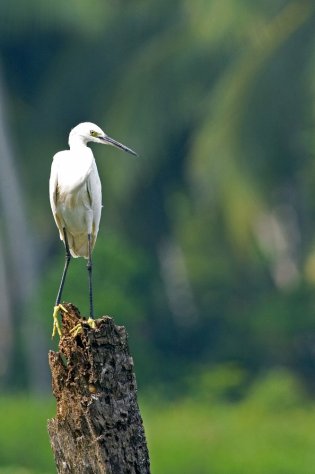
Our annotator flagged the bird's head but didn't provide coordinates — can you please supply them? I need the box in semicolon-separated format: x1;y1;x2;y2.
69;122;138;156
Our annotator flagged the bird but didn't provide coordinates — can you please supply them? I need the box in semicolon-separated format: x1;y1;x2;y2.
49;121;137;337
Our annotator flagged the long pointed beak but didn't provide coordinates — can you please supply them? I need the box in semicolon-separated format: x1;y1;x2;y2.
100;135;138;157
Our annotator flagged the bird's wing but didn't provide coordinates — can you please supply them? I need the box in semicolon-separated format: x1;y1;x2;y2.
49;153;64;238
86;161;102;245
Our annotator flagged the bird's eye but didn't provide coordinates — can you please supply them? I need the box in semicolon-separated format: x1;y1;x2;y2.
90;130;98;137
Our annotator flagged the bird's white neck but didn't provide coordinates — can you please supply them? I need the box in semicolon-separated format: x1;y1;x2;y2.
68;134;89;150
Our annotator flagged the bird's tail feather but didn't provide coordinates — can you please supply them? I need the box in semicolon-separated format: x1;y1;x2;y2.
61;232;93;259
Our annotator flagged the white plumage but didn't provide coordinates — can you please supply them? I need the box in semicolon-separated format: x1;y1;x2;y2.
49;121;137;258
50;139;102;258
49;122;137;335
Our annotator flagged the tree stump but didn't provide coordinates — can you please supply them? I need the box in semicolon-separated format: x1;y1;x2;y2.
47;303;150;474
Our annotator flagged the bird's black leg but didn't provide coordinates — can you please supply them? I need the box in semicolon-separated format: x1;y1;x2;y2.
87;233;94;319
52;228;71;337
55;227;71;306
66;233;95;338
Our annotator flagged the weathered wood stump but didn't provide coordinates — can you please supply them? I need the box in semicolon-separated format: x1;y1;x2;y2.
47;303;150;474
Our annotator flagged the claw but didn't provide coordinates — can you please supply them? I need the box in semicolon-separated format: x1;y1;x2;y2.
69;323;84;337
52;304;68;338
86;317;96;329
69;317;96;338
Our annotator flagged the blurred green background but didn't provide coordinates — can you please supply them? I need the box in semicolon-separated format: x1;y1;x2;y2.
1;0;315;472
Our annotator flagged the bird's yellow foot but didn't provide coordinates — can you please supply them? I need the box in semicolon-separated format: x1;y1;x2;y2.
87;317;96;329
69;317;96;338
52;304;68;338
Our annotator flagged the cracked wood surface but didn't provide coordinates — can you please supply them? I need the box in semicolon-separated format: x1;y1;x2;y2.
47;303;150;474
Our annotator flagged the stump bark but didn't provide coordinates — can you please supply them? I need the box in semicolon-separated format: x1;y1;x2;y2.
47;303;150;474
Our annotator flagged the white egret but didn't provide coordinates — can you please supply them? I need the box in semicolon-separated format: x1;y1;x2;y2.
49;122;137;337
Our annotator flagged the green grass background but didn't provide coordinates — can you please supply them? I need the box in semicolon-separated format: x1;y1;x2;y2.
1;370;315;474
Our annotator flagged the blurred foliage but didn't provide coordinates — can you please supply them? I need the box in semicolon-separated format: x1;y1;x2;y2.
1;0;315;398
1;371;315;473
0;396;55;473
186;362;249;402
